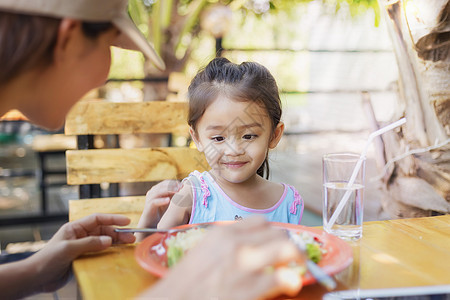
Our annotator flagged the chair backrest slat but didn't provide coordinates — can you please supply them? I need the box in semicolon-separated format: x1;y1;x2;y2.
64;99;208;199
65;100;189;135
66;147;208;185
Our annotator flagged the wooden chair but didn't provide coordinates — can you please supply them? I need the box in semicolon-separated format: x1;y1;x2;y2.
65;100;208;226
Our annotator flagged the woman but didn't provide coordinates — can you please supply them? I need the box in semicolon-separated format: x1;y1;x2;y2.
0;0;164;131
0;0;304;299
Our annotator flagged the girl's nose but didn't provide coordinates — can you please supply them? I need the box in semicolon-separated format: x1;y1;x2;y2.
223;139;245;156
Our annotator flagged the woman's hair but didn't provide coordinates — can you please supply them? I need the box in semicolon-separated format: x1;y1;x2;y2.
188;57;282;179
0;11;113;84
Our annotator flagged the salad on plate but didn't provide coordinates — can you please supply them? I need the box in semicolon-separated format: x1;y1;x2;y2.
135;222;353;285
164;226;325;269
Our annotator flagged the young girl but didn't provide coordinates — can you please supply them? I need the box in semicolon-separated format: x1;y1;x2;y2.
143;57;304;229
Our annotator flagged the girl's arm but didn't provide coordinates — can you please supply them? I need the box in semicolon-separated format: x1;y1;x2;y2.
157;181;193;229
136;180;182;241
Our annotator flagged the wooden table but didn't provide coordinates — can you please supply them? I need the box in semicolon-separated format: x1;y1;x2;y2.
69;198;450;299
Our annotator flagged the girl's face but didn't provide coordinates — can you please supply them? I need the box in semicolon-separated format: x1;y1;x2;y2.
191;95;283;184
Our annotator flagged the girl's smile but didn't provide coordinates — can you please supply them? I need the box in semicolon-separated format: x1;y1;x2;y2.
221;160;248;169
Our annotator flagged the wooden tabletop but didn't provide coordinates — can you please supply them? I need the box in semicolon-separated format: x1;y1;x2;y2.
69;198;450;299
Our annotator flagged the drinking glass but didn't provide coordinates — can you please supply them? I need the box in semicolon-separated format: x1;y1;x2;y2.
322;153;365;241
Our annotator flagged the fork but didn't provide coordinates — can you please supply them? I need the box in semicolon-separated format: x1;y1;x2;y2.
287;230;337;291
114;224;210;234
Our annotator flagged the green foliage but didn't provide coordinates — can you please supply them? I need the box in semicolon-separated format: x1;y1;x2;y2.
116;0;381;79
331;0;380;26
109;48;145;79
128;0;150;36
268;0;380;26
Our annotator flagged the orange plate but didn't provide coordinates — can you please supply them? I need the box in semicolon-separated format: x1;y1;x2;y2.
135;222;353;285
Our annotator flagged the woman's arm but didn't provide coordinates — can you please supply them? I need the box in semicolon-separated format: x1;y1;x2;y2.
0;214;135;299
157;181;193;229
0;254;43;300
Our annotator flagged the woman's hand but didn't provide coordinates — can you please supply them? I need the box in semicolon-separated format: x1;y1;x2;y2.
139;216;304;300
30;214;135;292
0;213;135;299
31;214;135;294
136;180;182;240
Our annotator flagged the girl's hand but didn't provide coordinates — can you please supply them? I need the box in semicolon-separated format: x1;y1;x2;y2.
139;216;304;300
136;180;182;240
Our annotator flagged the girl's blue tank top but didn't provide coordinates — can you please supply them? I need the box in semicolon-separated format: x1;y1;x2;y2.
186;171;304;225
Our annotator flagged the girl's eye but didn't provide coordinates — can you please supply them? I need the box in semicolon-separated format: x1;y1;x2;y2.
211;136;225;142
243;134;257;140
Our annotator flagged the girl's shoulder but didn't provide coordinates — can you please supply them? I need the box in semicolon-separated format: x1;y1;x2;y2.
261;179;285;196
284;183;301;194
184;171;211;189
185;170;205;181
170;182;194;208
281;183;302;199
185;171;213;207
265;180;302;205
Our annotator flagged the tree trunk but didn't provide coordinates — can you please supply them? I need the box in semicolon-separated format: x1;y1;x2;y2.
378;0;450;218
142;0;203;101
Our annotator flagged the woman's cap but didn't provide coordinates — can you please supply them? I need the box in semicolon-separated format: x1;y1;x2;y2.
0;0;165;70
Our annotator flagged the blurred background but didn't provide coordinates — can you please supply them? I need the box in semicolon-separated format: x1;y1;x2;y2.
0;2;400;297
0;0;397;248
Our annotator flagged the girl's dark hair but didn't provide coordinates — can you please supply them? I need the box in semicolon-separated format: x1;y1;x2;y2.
0;11;113;84
188;57;282;179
